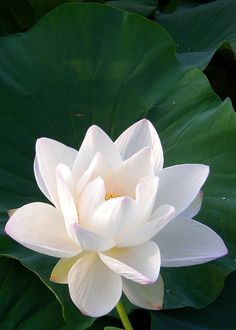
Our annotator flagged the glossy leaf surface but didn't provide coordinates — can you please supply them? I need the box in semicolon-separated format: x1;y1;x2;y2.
157;0;236;68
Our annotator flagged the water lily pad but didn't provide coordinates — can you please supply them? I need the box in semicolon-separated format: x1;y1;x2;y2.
157;0;236;69
0;2;235;326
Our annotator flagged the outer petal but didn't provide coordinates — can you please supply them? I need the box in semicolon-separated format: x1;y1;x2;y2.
115;119;164;171
154;218;228;267
123;275;164;310
117;205;175;247
154;164;209;217
91;196;143;240
5;202;81;258
50;255;82;284
175;191;203;220
106;147;154;198
99;241;160;284
34;157;50;201
72;125;122;182
68;253;122;317
7;209;17;217
35;138;77;208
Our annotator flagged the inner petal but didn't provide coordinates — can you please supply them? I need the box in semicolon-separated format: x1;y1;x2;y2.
104;147;154;198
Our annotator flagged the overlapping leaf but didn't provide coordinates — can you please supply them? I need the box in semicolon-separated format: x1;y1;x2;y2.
0;0;156;36
157;0;236;69
106;0;156;16
0;3;235;328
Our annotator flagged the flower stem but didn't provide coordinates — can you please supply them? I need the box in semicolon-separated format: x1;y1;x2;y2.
116;300;133;330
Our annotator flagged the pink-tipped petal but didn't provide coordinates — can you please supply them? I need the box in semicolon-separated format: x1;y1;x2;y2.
5;202;81;258
123;275;164;310
154;218;228;267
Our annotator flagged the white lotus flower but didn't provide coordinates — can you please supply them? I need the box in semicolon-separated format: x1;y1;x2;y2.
5;119;227;317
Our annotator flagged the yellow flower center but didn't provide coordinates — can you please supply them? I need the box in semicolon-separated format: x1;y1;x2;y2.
105;193;120;201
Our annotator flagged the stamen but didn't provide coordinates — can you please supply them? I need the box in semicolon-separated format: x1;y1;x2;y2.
105;193;120;201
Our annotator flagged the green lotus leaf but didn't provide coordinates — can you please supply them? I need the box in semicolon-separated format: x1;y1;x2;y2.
0;0;155;36
0;2;235;328
106;0;156;16
151;271;236;329
0;256;72;330
157;0;236;69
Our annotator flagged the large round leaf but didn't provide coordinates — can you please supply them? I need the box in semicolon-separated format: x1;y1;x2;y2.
0;2;235;324
151;271;236;329
0;256;72;330
157;0;236;69
0;0;156;37
106;0;156;16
